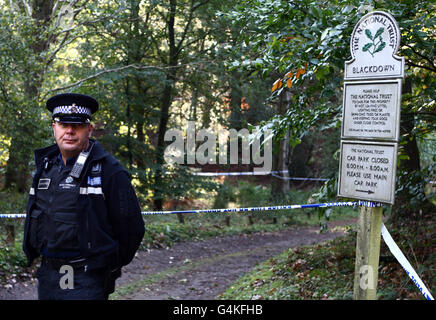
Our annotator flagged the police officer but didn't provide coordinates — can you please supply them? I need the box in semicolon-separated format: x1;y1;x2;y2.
23;93;145;300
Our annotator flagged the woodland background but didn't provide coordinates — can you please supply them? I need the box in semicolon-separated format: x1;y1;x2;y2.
0;0;434;213
0;0;434;299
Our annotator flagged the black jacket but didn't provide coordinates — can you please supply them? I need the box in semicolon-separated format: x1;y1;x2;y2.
23;140;145;271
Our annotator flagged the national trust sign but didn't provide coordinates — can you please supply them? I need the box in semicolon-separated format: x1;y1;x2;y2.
345;11;404;80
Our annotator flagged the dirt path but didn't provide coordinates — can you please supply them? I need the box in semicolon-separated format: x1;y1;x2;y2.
0;220;354;300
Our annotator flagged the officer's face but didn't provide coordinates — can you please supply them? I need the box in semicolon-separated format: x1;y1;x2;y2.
52;122;93;158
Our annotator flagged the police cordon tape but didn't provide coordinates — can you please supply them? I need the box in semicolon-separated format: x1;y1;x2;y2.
191;170;289;176
191;169;329;181
0;201;356;218
0;200;432;300
0;213;27;218
141;201;358;215
271;172;329;181
381;224;434;300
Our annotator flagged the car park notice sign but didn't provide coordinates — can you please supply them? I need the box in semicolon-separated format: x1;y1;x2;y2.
338;140;397;204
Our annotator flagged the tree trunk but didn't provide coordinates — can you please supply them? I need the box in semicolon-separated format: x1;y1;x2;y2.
271;90;291;196
3;1;55;192
177;213;185;224
228;72;243;130
288;134;313;187
4;133;32;192
152;0;209;210
5;224;16;244
153;0;178;211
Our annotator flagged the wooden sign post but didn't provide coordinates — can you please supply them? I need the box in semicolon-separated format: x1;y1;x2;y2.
353;205;383;299
338;11;404;300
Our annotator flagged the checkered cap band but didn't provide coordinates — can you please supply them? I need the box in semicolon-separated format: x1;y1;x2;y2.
53;105;92;116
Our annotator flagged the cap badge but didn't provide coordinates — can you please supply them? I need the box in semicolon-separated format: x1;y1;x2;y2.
70;104;77;113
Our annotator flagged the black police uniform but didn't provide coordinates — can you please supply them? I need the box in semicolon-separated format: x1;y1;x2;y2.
30;153;83;259
23;93;145;300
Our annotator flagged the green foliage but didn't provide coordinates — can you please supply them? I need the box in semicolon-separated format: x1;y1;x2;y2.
0;191;28;214
213;182;237;209
133;164;219;207
0;235;27;274
0;192;28;279
221;0;435;217
236;181;271;207
396;164;436;209
0;0;429;208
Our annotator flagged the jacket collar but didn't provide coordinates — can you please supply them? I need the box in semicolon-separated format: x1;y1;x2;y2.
34;139;108;167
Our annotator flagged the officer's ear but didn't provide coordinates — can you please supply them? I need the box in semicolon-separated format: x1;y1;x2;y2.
88;124;94;138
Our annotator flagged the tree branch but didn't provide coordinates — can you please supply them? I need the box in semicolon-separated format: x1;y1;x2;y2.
21;0;32;16
175;0;210;56
52;0;61;17
406;59;436;73
45;59;216;98
403;44;436;73
46;31;94;68
45;64;164;97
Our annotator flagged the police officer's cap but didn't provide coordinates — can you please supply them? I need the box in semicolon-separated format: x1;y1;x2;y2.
46;93;99;124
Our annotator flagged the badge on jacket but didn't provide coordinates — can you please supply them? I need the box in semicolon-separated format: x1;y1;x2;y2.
59;176;77;189
88;176;102;186
37;178;51;189
91;163;101;173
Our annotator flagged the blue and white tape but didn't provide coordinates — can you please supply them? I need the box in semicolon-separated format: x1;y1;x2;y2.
191;170;329;181
0;213;27;218
192;170;289;176
0;200;374;218
381;224;434;300
141;201;357;215
271;172;329;181
356;200;383;207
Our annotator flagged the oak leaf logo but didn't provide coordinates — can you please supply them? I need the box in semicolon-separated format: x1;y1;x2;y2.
362;27;386;57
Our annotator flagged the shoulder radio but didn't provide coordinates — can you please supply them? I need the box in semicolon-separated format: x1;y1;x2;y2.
70;142;94;179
